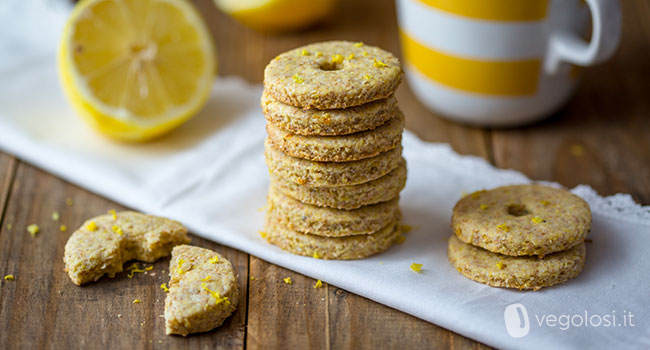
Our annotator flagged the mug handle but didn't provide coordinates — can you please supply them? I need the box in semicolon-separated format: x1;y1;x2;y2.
545;0;622;74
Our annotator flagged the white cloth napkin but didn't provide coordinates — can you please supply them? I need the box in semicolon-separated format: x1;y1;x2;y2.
1;2;649;349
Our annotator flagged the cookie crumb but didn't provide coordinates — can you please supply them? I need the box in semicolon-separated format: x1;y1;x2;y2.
250;276;256;281
259;231;267;239
65;198;73;206
59;225;67;232
313;280;323;288
5;223;11;230
108;209;117;220
480;204;489;210
401;224;413;233
27;224;39;237
52;211;60;221
283;277;292;285
410;263;423;273
395;234;406;244
570;144;584;157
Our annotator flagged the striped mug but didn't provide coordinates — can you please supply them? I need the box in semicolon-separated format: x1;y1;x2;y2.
397;0;622;126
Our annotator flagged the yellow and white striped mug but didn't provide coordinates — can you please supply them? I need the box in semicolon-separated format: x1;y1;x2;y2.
397;0;621;126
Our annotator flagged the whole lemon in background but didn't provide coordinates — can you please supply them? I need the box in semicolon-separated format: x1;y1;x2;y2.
214;0;336;33
58;0;216;142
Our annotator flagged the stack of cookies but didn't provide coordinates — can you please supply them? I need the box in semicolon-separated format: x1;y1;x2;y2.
448;184;592;290
261;41;406;260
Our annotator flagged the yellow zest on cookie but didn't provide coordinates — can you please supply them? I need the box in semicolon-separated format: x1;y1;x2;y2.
316;51;323;57
496;261;506;270
160;283;169;292
321;113;331;124
86;221;97;232
209;256;219;264
331;54;344;64
480;204;489;210
60;225;67;232
347;53;355;60
283;277;292;285
259;231;268;239
292;74;304;84
395;234;406;244
313;280;323;288
4;275;15;281
175;258;186;275
52;211;60;221
539;200;551;206
27;224;39;237
301;49;310;56
133;299;142;304
201;276;211;282
363;74;371;80
109;209;117;220
531;217;544;224
373;58;388;68
312;251;321;259
201;283;230;306
112;225;124;235
354;42;364;47
470;190;486;199
65;198;73;206
497;224;511;232
145;266;153;271
410;263;423;272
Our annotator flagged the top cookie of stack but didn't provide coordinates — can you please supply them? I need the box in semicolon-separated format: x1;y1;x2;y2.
262;41;406;260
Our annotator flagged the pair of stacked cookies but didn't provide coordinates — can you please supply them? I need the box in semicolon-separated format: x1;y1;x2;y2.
448;185;592;290
261;41;406;259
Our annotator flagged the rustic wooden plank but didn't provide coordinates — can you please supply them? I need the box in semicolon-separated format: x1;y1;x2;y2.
0;153;17;223
0;162;247;349
491;0;650;204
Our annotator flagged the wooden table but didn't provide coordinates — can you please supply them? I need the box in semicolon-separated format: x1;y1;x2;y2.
1;0;648;349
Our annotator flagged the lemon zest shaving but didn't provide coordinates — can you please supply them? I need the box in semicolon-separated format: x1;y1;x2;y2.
27;224;39;237
363;74;371;80
292;74;304;84
497;224;511;232
201;276;211;282
201;283;230;306
331;54;344;64
112;225;124;235
145;266;153;271
86;221;97;232
132;299;141;304
283;277;292;285
108;209;117;220
128;268;145;278
259;231;268;239
362;51;368;56
4;275;15;281
126;263;139;270
410;263;423;272
470;190;486;199
539;200;551;206
52;211;60;221
175;258;186;275
496;261;506;270
250;276;256;281
316;51;323;57
373;58;387;68
301;49;310;56
209;256;219;264
531;217;544;224
59;225;67;232
480;204;489;210
312;252;321;259
354;42;363;47
313;280;323;288
160;283;169;292
347;53;355;60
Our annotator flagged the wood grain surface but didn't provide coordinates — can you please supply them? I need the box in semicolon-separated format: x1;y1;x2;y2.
0;0;648;349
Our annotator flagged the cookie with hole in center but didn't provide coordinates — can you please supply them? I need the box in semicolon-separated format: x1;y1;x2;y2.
265;138;402;187
263;214;402;260
262;90;397;135
264;41;402;109
271;159;406;210
452;184;591;257
267;184;400;237
267;110;404;162
447;235;586;290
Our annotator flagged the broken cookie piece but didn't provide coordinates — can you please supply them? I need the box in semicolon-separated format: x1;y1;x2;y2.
164;245;239;336
63;211;189;285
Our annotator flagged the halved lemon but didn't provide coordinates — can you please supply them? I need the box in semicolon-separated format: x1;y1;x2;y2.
214;0;336;33
59;0;216;141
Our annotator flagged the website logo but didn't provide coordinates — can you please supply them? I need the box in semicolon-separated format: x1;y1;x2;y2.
504;303;530;338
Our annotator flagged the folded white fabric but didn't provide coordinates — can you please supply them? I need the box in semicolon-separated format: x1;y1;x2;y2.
0;2;649;349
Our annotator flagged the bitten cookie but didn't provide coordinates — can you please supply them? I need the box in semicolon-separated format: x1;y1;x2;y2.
262;90;397;135
263;215;402;260
270;159;407;209
452;185;591;257
447;235;586;290
63;211;189;285
264;40;402;109
265;138;402;187
266;110;404;162
165;245;239;336
268;184;400;236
